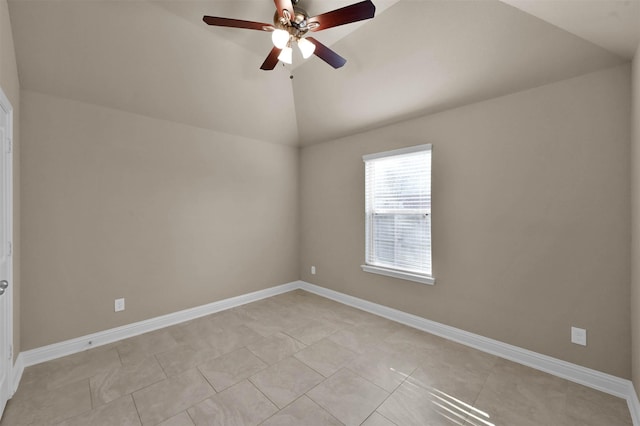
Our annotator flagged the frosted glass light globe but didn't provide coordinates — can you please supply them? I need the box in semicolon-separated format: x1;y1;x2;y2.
271;29;290;49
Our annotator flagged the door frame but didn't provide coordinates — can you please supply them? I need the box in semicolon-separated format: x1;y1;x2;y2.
0;85;14;417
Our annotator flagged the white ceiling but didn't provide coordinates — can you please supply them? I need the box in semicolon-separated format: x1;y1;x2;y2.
7;0;638;147
501;0;640;59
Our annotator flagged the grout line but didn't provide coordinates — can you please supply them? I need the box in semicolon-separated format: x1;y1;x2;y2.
195;364;218;394
151;352;173;381
193;367;216;395
292;352;331;379
176;373;220;425
87;376;95;410
280;330;310;348
375;411;398;426
246;378;281;411
185;407;197;426
298;283;636;403
256;394;303;425
130;393;144;426
468;360;497;415
343;365;393;398
10;285;636;425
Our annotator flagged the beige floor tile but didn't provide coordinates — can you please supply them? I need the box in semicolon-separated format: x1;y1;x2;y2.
328;325;391;355
117;329;178;366
243;307;307;338
347;347;417;393
440;340;499;372
208;324;264;351
564;381;632;425
377;381;473;426
200;325;262;356
156;411;195;426
205;309;252;329
12;364;48;397
132;368;214;425
383;327;448;360
187;380;277;426
249;357;324;408
169;318;221;351
155;344;221;377
361;412;397;426
275;299;337;320
307;368;389;426
20;346;122;393
292;296;351;312
406;340;497;404
0;378;92;426
235;300;282;321
244;318;288;338
247;332;306;364
473;359;569;425
268;289;311;305
198;347;267;392
260;395;344;426
57;395;141;426
406;368;483;410
285;318;344;345
324;305;383;326
356;317;406;337
463;388;547;426
90;355;166;406
239;297;286;315
180;322;262;356
294;338;358;377
3;290;635;426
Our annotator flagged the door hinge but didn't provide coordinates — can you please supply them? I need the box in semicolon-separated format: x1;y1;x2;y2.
7;241;12;257
6;137;11;154
8;345;12;360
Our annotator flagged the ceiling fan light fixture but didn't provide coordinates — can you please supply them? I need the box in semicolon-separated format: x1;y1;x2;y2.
297;37;316;59
271;29;290;48
278;45;293;64
203;0;376;70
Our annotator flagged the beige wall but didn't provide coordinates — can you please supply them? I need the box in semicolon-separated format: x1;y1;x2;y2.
300;65;631;378
1;0;20;360
632;43;640;393
9;20;635;383
20;90;299;350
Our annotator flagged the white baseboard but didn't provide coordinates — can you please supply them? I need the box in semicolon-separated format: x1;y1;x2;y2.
627;382;640;426
19;281;299;368
297;281;640;424
11;279;640;425
11;353;23;396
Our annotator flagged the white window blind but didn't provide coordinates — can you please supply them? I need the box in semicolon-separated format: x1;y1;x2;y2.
362;144;433;284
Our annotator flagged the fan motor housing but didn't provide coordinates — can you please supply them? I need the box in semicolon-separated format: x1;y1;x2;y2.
273;7;310;37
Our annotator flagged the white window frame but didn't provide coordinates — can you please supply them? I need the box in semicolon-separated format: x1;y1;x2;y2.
361;144;434;285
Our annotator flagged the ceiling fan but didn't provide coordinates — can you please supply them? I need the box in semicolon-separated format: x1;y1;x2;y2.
203;0;376;70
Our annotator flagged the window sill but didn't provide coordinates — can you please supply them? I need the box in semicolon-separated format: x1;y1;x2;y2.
360;265;435;285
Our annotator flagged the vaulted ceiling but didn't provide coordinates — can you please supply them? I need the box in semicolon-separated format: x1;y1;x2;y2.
8;0;640;146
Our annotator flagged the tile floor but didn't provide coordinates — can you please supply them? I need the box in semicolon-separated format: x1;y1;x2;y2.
0;289;633;425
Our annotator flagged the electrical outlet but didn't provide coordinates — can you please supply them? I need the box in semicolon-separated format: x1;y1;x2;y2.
114;298;125;312
571;326;587;346
311;266;316;275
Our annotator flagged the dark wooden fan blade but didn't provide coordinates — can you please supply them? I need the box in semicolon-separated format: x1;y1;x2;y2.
203;16;272;31
274;0;294;20
260;47;282;70
306;37;346;69
307;0;375;32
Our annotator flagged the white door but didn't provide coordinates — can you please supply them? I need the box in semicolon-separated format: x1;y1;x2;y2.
0;87;14;418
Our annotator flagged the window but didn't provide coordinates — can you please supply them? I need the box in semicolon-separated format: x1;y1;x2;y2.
361;144;434;285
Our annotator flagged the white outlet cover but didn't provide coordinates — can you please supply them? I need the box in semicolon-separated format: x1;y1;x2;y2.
571;326;587;346
311;266;316;275
115;298;125;312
